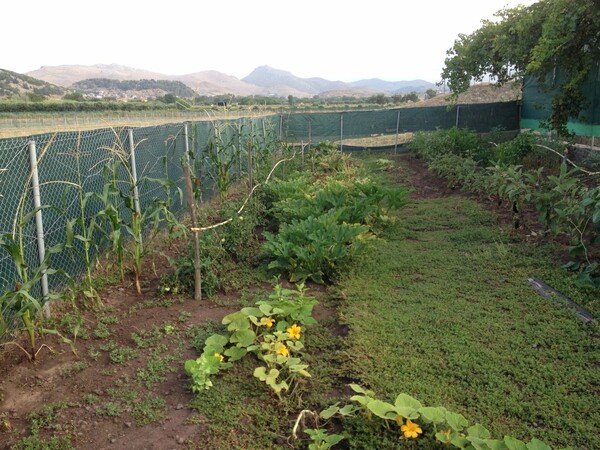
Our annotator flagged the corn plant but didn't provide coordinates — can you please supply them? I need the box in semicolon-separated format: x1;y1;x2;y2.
122;194;184;295
204;123;237;202
64;146;102;308
94;158;125;283
0;233;75;360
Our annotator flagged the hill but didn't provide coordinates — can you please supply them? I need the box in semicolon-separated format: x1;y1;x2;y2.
403;81;521;107
0;69;65;98
349;78;436;93
175;71;263;96
72;78;196;99
27;64;167;88
242;66;436;96
26;64;438;98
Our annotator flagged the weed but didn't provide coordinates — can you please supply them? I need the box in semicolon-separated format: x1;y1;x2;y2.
106;387;138;405
338;190;600;448
93;322;110;339
83;394;98;405
96;402;122;417
136;345;180;388
98;340;118;352
29;402;70;435
178;311;192;323
131;326;164;349
87;348;101;361
59;361;89;378
131;394;166;426
108;346;138;364
98;315;119;325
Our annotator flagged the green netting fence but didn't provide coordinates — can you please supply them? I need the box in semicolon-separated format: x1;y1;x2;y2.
0;103;519;341
279;101;520;148
521;61;600;137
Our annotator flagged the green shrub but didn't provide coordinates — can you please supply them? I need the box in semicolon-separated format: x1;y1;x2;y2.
409;128;490;164
491;131;537;166
268;178;408;229
263;210;371;283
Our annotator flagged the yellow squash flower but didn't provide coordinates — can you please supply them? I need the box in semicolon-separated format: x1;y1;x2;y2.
400;419;423;439
260;317;275;328
214;353;224;362
286;324;301;340
276;343;289;357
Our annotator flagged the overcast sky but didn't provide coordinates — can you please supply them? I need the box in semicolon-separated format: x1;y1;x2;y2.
2;0;538;83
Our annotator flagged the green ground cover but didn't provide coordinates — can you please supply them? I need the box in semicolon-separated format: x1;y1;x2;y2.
337;156;600;448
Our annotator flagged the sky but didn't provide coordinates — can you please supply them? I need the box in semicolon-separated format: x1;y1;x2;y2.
2;0;538;83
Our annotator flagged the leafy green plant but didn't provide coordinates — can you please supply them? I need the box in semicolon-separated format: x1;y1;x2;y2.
304;428;345;450
491;131;537;166
428;153;487;193
320;385;570;450
263;210;371;283
0;234;74;360
409;128;490;164
204;123;241;201
185;283;317;397
64;143;102;308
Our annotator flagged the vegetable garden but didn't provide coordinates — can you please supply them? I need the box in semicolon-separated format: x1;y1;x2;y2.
0;115;598;449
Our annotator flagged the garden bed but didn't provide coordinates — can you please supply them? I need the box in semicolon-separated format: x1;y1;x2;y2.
0;150;598;449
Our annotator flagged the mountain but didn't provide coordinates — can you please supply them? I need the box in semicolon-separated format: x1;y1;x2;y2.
22;63;437;98
175;71;262;96
27;64;168;88
0;69;65;98
242;65;436;96
242;66;349;96
349;78;436;93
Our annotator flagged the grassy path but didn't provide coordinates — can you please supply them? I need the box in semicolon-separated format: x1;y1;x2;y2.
337;155;600;448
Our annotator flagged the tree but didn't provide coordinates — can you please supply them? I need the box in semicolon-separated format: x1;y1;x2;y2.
63;92;85;101
369;93;387;105
402;92;419;103
424;89;437;100
441;0;600;135
157;93;177;104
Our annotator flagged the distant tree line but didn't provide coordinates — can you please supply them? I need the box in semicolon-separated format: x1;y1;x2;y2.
365;92;423;105
0;90;433;113
72;78;196;98
0;100;174;113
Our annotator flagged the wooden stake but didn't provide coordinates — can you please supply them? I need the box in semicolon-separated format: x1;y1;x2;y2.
183;164;202;301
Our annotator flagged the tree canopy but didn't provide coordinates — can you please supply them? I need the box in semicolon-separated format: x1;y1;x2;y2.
441;0;600;134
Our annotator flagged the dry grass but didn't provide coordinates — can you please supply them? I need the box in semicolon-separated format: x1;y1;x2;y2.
0;110;272;139
338;132;413;148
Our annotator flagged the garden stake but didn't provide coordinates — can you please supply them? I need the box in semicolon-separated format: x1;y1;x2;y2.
183;164;202;301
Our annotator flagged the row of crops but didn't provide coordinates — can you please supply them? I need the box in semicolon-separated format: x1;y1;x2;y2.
409;128;600;295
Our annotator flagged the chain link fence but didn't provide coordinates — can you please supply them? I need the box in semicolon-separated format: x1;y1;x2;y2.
0;104;521;342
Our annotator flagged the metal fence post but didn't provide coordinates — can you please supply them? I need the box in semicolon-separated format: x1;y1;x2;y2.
127;129;141;215
394;110;401;155
27;139;50;319
340;114;344;152
455;106;461;128
279;115;283;140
